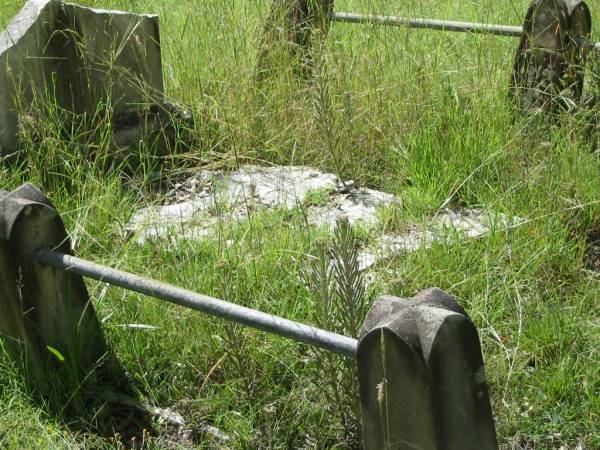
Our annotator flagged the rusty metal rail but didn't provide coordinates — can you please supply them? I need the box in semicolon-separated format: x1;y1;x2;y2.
329;11;600;51
36;248;358;358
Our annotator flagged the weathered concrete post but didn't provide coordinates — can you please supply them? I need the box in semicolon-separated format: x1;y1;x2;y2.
509;0;592;112
0;184;134;429
257;0;334;79
565;0;593;99
357;287;498;450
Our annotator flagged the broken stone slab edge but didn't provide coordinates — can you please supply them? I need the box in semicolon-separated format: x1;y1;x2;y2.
124;166;523;278
0;0;158;52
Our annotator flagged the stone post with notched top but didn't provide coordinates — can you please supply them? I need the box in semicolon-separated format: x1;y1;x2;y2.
357;287;498;450
0;183;136;432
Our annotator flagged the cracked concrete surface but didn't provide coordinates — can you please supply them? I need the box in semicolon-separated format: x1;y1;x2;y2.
128;165;521;270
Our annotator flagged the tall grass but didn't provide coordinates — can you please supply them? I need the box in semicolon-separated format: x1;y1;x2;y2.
1;0;599;448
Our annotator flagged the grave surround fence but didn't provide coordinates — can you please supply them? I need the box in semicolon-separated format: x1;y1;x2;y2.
4;0;583;447
0;183;499;449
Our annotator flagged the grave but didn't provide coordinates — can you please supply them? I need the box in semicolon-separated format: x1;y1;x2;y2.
1;1;549;446
127;165;522;272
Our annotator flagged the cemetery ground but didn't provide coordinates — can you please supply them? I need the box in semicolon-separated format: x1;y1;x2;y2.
0;0;599;448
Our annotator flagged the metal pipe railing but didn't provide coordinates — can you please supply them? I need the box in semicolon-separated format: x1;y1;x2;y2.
329;11;600;51
329;11;523;37
36;248;358;358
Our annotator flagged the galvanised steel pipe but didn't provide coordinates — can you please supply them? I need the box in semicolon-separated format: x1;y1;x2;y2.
329;11;523;37
329;11;600;50
36;248;358;358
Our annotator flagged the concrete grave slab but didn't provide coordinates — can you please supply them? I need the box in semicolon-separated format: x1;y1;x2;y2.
356;208;518;271
127;165;523;271
0;0;163;154
128;165;344;243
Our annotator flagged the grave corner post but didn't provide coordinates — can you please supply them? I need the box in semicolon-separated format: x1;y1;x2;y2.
0;183;132;423
509;0;592;113
356;288;498;450
257;0;334;80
